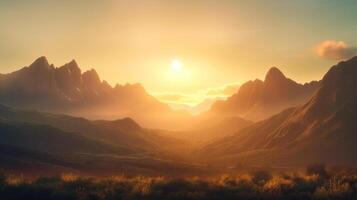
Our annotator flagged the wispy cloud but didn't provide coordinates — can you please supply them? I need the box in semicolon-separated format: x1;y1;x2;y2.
153;93;202;106
203;83;240;97
315;40;357;60
152;83;240;108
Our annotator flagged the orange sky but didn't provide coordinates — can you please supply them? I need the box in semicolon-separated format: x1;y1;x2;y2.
1;0;357;107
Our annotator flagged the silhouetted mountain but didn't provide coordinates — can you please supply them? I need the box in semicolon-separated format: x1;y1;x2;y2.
0;121;132;155
199;57;357;167
0;104;198;176
168;98;223;115
0;143;212;177
0;104;187;154
0;57;188;129
162;115;253;144
210;67;319;121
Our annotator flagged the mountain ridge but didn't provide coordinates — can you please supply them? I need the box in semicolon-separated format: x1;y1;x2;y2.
210;66;320;121
0;57;189;129
199;56;357;167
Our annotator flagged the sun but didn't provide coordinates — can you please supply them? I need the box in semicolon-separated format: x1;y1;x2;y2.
170;59;182;73
166;58;192;83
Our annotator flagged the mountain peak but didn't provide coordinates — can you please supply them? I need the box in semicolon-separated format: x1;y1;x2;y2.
322;56;357;85
58;59;81;74
67;59;79;70
29;56;50;69
82;69;101;86
115;83;145;91
113;117;142;131
264;67;286;83
83;69;99;77
311;55;357;111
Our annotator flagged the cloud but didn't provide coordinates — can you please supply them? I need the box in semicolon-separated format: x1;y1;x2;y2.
315;40;357;60
202;83;240;97
153;93;201;106
152;83;240;107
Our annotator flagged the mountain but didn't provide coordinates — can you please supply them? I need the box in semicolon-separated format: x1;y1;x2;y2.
199;57;357;167
0;104;187;155
0;143;211;177
0;104;199;176
0;57;189;129
210;67;319;121
0;121;133;155
190;116;253;142
168;98;221;115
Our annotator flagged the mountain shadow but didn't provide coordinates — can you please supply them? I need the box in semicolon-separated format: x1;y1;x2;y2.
199;57;357;167
210;67;319;121
0;57;189;129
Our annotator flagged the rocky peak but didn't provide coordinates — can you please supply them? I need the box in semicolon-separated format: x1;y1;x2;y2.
82;69;101;87
312;56;357;109
237;79;264;96
113;117;142;131
322;56;357;86
114;83;148;99
101;80;113;90
52;60;83;96
28;56;51;71
60;60;81;75
116;83;145;92
56;60;82;84
264;67;286;84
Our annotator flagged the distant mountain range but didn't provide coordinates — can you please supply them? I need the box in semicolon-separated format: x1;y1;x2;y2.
0;104;200;176
2;56;357;174
0;103;190;154
210;67;320;121
0;57;188;129
199;56;357;167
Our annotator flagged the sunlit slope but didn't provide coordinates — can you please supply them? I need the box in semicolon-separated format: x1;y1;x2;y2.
210;67;319;121
0;56;190;129
200;57;357;167
0;104;201;176
0;104;187;154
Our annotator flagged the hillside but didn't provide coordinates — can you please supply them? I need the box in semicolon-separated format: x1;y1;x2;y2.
199;57;357;167
0;57;189;129
0;104;201;176
0;104;189;154
210;67;319;121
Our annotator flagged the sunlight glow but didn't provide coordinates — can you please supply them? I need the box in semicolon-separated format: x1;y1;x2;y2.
171;59;182;73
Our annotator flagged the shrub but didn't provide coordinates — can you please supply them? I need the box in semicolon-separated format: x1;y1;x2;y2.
306;164;328;178
2;169;357;200
252;170;272;185
0;171;6;184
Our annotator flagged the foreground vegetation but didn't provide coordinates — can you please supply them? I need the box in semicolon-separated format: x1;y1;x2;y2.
1;165;357;200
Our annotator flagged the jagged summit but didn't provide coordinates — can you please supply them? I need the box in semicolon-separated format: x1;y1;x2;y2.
68;59;79;67
300;55;357;120
210;66;320;121
113;117;142;131
115;83;146;92
264;67;286;83
0;56;174;128
201;56;357;166
32;56;49;65
321;55;357;85
82;69;101;86
58;59;81;72
28;56;51;70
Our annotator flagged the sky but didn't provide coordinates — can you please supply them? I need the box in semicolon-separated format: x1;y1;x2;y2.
1;0;357;107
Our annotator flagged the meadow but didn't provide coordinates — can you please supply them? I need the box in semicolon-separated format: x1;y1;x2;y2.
1;165;357;200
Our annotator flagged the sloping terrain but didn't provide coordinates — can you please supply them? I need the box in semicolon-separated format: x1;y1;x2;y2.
0;56;189;129
0;104;201;176
0;104;186;154
200;57;357;167
210;67;319;121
